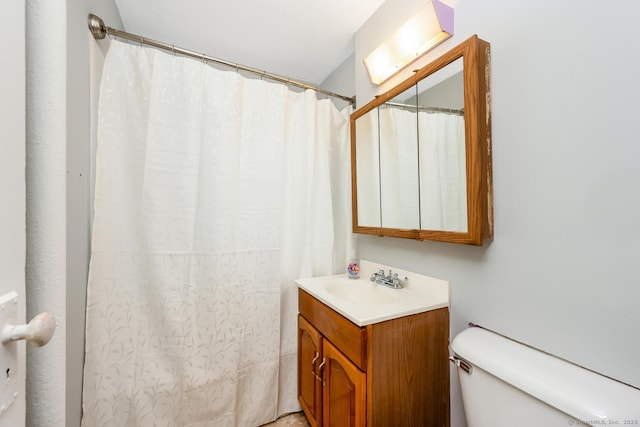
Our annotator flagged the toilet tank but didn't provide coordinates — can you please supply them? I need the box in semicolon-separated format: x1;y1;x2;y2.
451;327;640;427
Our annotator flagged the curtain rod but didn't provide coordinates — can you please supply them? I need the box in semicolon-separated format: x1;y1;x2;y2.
383;101;464;115
87;14;355;105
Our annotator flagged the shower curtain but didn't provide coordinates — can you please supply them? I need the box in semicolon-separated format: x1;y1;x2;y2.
82;40;351;427
418;112;467;232
366;107;465;231
379;107;419;229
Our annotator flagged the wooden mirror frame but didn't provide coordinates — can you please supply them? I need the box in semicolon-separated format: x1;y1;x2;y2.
350;35;493;245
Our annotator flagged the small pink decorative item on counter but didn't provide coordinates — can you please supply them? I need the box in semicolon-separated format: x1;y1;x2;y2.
347;255;360;279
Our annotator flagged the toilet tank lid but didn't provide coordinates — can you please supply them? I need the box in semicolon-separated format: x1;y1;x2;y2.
451;327;640;423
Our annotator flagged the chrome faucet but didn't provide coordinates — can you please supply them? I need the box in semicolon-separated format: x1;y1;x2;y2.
370;269;404;289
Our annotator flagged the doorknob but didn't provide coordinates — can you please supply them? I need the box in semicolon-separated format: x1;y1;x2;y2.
0;292;56;418
1;311;56;347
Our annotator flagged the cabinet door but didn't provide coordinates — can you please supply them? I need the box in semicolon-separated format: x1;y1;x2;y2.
298;315;323;427
322;340;366;427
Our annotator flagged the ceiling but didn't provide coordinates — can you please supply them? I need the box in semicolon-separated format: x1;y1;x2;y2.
114;0;387;86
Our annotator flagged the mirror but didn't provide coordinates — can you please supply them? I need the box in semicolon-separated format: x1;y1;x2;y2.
379;84;420;229
351;35;492;245
417;57;466;232
355;107;381;227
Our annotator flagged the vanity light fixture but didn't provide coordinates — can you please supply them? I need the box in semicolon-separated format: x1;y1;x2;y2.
363;0;454;85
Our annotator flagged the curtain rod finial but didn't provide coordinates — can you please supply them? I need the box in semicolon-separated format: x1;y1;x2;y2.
88;14;106;39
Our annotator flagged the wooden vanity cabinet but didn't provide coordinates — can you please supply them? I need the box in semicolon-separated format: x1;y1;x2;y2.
298;289;450;427
298;315;323;426
322;339;366;426
298;310;367;427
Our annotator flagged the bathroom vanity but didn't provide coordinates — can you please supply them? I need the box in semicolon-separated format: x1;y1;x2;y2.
296;262;450;426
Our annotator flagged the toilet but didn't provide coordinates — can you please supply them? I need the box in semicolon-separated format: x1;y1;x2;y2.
451;326;640;427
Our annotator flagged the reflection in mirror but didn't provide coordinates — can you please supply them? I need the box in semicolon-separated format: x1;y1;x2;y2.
416;57;467;232
379;85;419;229
351;35;492;245
355;108;380;227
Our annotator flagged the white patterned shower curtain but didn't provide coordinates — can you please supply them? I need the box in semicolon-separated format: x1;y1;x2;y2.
379;107;419;229
418;112;467;232
82;40;351;427
363;107;465;231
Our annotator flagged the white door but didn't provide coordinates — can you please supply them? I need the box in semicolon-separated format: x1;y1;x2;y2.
0;0;27;425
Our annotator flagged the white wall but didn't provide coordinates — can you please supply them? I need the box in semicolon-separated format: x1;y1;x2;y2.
322;52;356;102
67;1;122;425
26;1;67;425
0;1;26;425
328;1;640;425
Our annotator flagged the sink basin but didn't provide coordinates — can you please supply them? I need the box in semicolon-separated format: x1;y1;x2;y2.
325;281;401;305
296;260;450;326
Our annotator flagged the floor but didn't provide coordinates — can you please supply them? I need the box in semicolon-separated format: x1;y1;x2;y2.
261;412;310;426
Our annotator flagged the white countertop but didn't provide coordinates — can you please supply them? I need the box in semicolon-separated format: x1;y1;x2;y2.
296;260;450;326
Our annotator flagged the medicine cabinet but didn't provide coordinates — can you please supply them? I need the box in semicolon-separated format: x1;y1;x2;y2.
351;35;493;245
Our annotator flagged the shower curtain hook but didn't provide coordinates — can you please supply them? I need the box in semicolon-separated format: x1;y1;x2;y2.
202;53;206;64
171;45;175;56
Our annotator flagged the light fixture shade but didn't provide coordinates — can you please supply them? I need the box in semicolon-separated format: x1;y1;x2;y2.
363;0;454;85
